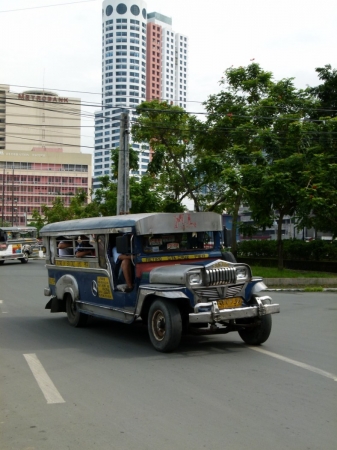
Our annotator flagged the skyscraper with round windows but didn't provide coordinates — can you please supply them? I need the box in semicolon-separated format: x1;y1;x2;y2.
93;0;188;189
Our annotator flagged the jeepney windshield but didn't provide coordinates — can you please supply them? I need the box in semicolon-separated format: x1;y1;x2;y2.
142;231;214;253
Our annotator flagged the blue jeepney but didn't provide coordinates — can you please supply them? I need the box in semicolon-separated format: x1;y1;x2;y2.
40;212;280;352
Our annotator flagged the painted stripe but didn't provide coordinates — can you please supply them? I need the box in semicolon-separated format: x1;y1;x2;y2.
0;300;7;313
249;347;337;381
23;354;65;404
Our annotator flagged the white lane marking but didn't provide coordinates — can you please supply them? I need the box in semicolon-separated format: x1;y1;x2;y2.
0;300;8;313
249;347;337;381
23;354;65;404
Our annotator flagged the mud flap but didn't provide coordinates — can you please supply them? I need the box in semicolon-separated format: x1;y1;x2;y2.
45;297;66;313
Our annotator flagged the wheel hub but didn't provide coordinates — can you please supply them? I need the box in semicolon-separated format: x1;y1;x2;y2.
152;310;166;341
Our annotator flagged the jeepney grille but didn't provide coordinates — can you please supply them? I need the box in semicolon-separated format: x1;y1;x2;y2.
193;283;245;301
205;267;237;286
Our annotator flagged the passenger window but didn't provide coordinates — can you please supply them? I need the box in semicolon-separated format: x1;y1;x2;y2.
57;236;75;256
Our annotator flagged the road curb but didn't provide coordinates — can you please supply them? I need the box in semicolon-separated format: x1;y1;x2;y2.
265;288;337;292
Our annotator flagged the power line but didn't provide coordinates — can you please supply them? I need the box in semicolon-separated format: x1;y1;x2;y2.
5;97;337;124
6;85;337;113
0;0;96;14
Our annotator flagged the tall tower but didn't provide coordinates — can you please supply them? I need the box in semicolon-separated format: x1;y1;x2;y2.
146;12;188;109
93;1;188;190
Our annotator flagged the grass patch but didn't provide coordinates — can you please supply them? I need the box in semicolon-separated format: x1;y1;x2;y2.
250;266;337;278
304;286;324;292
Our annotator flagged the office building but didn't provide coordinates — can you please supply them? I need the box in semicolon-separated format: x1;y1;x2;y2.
0;84;92;225
93;0;188;189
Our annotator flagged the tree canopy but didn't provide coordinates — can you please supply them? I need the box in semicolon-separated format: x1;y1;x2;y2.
31;63;337;270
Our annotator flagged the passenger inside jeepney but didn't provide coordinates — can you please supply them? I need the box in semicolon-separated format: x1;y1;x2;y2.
111;234;134;292
75;235;95;258
142;234;183;253
142;232;212;253
57;236;74;256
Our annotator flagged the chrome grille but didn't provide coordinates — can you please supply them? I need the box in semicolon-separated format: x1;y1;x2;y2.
194;283;245;301
205;267;236;286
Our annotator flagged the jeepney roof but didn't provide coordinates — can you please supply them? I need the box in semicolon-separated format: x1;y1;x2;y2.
0;226;37;232
39;212;222;237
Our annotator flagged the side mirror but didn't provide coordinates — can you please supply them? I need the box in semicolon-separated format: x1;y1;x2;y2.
116;235;130;254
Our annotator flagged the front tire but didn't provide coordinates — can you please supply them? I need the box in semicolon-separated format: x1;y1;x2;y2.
66;294;88;327
148;299;182;352
237;314;272;345
20;252;29;264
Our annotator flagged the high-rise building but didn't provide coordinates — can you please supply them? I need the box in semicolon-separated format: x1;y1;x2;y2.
0;84;92;225
93;0;188;189
146;12;188;107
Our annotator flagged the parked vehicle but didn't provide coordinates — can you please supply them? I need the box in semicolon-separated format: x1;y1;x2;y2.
0;226;39;265
40;212;280;352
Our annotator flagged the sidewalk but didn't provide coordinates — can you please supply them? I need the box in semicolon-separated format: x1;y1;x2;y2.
264;277;337;292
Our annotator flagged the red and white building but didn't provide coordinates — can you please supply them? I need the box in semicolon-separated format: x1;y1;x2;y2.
0;85;92;225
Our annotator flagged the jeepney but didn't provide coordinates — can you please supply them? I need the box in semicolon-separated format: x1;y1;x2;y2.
40;212;280;352
0;226;39;265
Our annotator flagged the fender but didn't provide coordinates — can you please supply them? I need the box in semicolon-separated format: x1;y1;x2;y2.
245;277;268;302
136;286;189;317
55;274;79;302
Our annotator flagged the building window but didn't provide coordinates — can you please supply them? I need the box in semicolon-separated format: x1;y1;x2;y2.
116;3;127;14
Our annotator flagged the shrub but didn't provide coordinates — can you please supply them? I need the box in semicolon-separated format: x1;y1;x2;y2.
237;238;336;261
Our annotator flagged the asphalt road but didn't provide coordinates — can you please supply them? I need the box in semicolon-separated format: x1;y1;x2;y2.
1;259;336;450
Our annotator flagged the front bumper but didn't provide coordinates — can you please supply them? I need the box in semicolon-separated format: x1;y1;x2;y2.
189;296;280;324
0;253;25;261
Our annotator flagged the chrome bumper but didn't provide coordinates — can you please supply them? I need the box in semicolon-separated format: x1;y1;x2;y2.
189;296;280;324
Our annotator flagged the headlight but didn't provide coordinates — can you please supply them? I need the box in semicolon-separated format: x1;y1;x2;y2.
188;271;202;285
236;266;250;281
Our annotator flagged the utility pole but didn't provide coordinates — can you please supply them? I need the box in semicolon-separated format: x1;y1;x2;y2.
116;111;130;215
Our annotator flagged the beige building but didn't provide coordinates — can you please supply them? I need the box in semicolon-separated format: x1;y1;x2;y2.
0;84;92;225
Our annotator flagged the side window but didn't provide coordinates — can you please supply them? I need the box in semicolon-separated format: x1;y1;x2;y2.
57;237;75;256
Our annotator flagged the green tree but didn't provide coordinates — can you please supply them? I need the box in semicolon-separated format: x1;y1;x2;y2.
92;146;170;214
197;64;274;255
199;64;317;266
296;117;337;237
308;64;337;118
132;99;228;213
31;189;97;230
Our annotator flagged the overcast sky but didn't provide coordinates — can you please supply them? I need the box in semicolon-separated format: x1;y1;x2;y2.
1;0;336;153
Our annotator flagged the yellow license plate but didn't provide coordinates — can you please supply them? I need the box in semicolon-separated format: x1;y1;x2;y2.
217;297;242;309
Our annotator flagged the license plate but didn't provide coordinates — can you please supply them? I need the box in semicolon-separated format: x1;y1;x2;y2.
217;297;242;309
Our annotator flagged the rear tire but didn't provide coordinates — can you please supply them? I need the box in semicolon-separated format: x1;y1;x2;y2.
148;299;182;352
20;252;29;264
237;315;272;345
66;295;88;327
0;260;4;266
